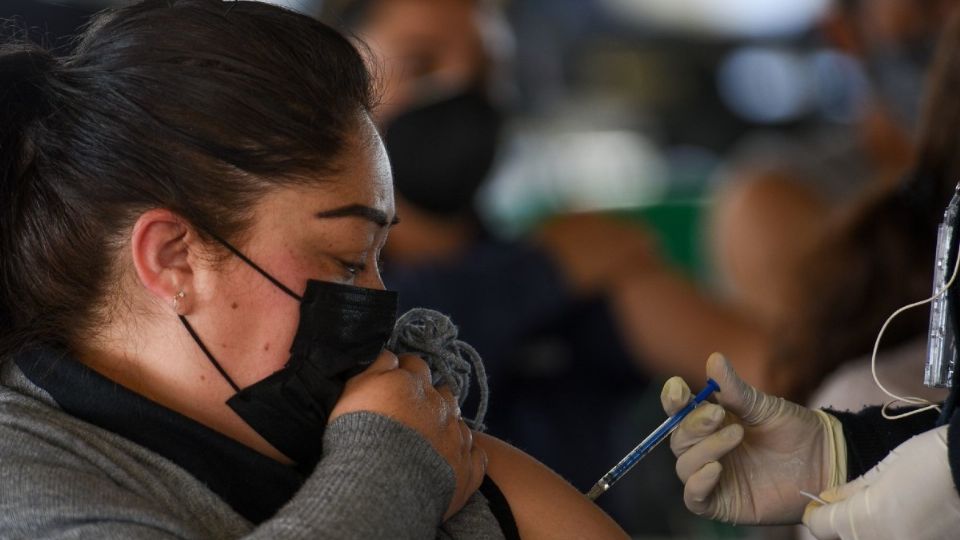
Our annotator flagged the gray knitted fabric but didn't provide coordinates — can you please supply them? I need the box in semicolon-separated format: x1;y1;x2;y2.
0;360;504;539
390;308;489;430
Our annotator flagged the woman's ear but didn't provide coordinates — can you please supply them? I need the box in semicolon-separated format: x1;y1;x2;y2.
130;209;196;315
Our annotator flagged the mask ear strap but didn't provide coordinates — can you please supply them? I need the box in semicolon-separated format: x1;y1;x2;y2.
177;230;300;394
179;315;242;393
207;232;303;302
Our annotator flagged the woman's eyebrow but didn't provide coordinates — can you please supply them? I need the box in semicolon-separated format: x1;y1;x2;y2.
315;204;400;227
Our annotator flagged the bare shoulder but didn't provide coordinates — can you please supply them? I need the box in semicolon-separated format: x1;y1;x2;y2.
474;432;629;540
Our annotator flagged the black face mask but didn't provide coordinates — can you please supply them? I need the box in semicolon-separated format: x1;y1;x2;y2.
179;239;398;470
383;88;503;217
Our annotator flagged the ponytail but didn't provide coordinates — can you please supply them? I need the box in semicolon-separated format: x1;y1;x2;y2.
0;44;57;345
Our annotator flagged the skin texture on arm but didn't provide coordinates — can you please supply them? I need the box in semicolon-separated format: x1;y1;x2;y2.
474;432;629;540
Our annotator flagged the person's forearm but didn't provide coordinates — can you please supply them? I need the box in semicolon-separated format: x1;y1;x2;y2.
827;405;940;480
250;412;453;539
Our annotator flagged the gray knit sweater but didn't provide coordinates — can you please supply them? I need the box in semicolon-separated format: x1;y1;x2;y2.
0;360;504;539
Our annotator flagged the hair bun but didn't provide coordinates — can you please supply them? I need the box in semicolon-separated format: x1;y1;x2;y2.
0;44;57;107
0;45;58;334
0;45;58;166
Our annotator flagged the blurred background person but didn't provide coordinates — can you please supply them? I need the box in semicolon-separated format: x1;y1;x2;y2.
710;0;928;325
325;0;679;531
710;0;960;404
789;0;960;481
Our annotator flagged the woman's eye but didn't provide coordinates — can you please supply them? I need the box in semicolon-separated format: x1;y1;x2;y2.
338;260;367;279
340;259;366;276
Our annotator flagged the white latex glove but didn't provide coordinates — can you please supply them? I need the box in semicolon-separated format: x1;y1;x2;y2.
662;353;847;524
803;425;960;539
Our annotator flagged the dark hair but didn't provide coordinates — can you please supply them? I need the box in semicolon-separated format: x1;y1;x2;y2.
0;0;374;357
777;8;960;399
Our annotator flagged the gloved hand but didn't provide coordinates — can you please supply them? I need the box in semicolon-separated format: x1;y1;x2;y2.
803;425;960;539
662;353;847;524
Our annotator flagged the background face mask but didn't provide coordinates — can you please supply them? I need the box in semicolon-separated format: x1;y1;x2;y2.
383;88;503;217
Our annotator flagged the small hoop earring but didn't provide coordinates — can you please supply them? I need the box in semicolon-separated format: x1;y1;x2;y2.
172;290;186;314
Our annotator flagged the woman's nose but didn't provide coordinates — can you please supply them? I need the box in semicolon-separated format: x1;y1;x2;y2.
357;269;386;291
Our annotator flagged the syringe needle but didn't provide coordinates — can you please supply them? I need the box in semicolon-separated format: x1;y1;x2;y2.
586;378;719;500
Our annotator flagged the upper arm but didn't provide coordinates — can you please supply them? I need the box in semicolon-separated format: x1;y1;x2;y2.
474;433;629;540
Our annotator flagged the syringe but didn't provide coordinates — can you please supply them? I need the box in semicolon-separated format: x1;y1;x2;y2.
586;378;720;500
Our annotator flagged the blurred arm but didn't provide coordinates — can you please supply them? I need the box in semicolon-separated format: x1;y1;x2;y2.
535;212;777;394
608;259;775;393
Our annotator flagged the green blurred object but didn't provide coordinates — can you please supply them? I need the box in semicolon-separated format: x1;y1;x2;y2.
615;199;710;281
488;196;712;282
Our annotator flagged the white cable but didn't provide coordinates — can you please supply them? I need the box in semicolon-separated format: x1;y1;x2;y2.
871;244;960;420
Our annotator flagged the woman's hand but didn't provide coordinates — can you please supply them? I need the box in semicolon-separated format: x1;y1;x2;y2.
332;351;486;519
534;213;658;297
662;353;846;524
